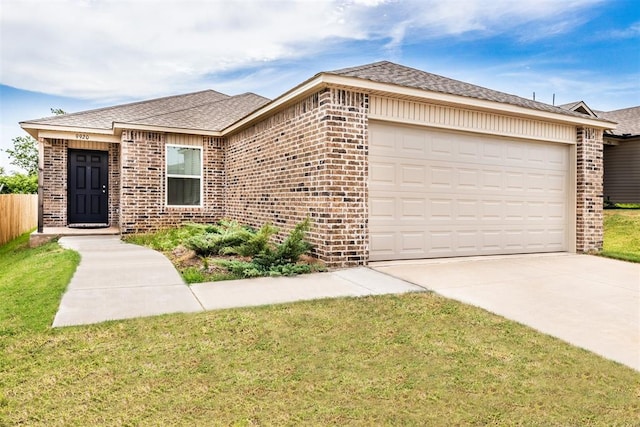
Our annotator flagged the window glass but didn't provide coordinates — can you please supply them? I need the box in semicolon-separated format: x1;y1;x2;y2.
166;145;201;206
167;146;201;175
167;177;201;205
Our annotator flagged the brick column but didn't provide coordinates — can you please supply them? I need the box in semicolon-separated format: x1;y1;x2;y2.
316;88;369;267
575;126;604;253
42;139;68;227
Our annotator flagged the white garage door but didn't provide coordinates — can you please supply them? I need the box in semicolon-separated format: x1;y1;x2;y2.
369;122;570;261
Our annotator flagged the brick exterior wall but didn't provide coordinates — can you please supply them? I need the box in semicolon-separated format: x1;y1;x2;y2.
108;142;120;226
575;126;604;253
225;88;369;267
119;131;224;233
42;139;68;227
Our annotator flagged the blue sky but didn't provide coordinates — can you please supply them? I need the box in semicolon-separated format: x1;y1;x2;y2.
1;0;639;173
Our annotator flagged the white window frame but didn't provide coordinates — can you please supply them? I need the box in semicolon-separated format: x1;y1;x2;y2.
165;144;203;207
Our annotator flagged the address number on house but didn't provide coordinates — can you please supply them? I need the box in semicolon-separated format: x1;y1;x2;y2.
76;134;90;140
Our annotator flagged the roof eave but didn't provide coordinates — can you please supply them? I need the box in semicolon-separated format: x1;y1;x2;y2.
20;122;114;135
113;122;223;137
223;73;616;134
321;75;616;129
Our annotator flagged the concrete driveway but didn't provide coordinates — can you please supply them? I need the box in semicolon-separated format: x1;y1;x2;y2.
371;253;640;371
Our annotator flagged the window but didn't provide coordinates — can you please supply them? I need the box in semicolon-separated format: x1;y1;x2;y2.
166;145;202;206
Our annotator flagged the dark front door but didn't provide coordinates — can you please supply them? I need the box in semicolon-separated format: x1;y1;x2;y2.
68;150;109;225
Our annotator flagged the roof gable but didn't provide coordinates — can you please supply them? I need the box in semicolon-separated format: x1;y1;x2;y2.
558;101;597;117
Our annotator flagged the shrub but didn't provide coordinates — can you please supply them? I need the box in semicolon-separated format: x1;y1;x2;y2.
274;217;313;264
253;218;313;268
236;223;279;257
186;220;254;256
216;260;264;278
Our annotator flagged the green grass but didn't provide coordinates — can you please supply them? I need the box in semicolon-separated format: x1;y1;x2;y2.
1;232;639;425
602;209;640;262
0;232;79;335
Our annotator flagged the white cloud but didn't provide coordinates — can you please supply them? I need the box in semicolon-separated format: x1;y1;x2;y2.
0;0;605;100
600;21;640;39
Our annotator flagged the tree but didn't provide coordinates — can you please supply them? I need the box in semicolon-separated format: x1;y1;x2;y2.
0;174;37;194
5;136;38;176
51;108;66;115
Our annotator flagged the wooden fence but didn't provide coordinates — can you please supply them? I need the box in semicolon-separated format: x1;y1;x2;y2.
0;194;38;246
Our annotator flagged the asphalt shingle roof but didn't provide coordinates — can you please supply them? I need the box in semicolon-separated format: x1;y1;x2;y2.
326;61;597;120
123;93;270;132
21;90;269;132
22;61;613;134
596;106;640;137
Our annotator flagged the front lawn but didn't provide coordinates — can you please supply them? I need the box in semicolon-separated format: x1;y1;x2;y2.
1;232;639;425
602;208;640;262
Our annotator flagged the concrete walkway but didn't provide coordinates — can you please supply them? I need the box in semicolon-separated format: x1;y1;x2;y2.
371;253;640;372
53;236;423;327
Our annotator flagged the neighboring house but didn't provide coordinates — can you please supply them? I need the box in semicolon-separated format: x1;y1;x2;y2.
561;102;640;204
21;61;614;267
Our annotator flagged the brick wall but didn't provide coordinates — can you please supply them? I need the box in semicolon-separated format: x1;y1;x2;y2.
225;87;369;267
42;139;68;227
108;142;120;226
576;126;604;252
119;131;224;233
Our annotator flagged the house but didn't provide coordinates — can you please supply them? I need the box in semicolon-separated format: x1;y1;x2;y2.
561;102;639;204
598;107;640;204
21;61;614;267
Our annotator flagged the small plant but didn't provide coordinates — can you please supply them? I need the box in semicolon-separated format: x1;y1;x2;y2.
181;267;206;284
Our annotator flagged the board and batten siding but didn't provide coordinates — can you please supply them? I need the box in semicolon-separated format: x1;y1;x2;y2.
369;96;576;144
604;139;640;203
165;134;205;146
68;140;111;151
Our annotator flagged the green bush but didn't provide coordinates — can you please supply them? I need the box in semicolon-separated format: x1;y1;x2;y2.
186;220;254;256
253;218;313;268
0;174;37;194
236;223;279;257
214;218;316;279
274;217;313;264
216;260;264;278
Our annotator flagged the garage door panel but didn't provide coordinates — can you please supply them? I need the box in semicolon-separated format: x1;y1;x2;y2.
369;122;569;260
371;157;567;196
371;191;566;225
371;225;567;259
